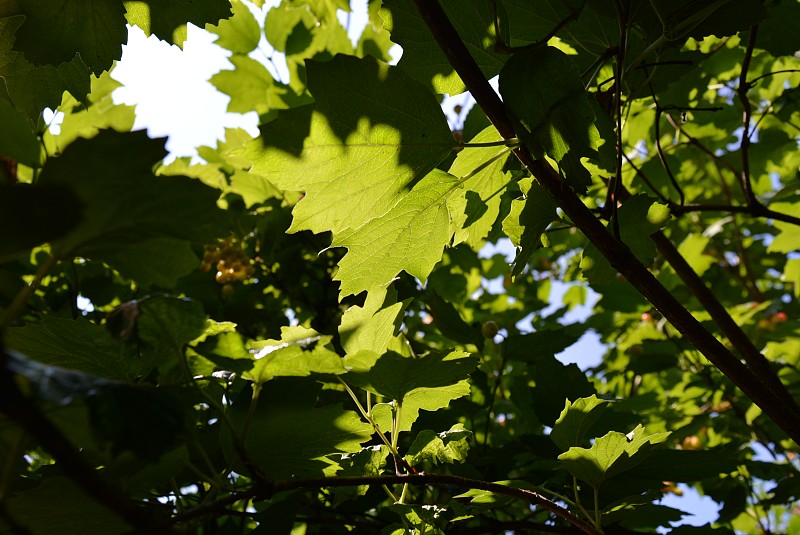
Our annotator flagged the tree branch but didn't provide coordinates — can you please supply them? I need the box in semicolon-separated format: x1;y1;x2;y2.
159;474;601;535
409;0;800;445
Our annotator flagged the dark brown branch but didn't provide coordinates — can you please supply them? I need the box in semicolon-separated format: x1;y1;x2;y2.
649;233;799;414
738;26;759;207
161;474;600;535
668;203;800;227
410;0;800;446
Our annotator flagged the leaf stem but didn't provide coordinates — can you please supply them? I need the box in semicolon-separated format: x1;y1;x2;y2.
0;251;60;329
459;138;520;148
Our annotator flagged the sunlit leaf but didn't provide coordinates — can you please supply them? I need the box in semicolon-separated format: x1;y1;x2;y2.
558;425;670;487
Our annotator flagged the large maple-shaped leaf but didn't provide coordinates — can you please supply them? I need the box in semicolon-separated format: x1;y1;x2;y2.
225;379;373;478
10;0;127;74
379;0;505;95
207;0;261;54
333;169;458;297
232;55;454;236
36;130;229;287
123;0;232;49
0;16;91;123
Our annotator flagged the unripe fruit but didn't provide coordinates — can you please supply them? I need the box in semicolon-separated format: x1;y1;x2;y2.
481;321;500;339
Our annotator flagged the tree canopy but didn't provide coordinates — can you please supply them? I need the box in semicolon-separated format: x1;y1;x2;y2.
1;1;800;533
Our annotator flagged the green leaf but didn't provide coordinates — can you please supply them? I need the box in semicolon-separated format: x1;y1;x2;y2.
388;503;447;534
630;448;741;482
530;352;597;426
328;445;389;502
784;258;800;299
581;195;670;285
123;0;232;48
0;16;91;123
448;126;514;248
339;285;409;356
37;130;228;286
333;169;458;297
502;178;558;277
344;349;476;402
346;350;476;432
380;0;504;95
208;0;261;54
0;97;42;165
405;424;472;466
550;395;611;451
768;202;800;253
0;183;83;259
558;425;670;487
758;1;800;56
211;55;306;115
43;71;136;154
11;0;127;75
499;46;600;193
505;325;584;363
137;295;207;351
264;2;317;53
5;317;141;381
425;292;485;349
677;233;715;277
2;477;129;535
228;379;373;478
243;326;345;385
233;55;453;236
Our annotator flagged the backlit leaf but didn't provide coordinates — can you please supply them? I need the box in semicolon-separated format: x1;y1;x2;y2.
333;169;458;297
500;46;599;193
233;55;453;236
558;425;670;487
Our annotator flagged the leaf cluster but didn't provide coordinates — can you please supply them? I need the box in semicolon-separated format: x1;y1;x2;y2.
1;1;800;534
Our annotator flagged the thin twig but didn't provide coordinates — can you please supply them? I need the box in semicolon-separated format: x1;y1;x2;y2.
738;26;759;207
651;91;685;205
748;69;800;86
160;474;601;535
409;0;800;445
621;152;670;203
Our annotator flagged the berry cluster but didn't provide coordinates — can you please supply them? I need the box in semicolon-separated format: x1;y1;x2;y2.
200;239;256;284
